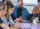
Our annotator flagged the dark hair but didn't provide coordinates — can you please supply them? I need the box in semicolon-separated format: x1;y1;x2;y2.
6;1;14;22
38;0;40;2
17;0;23;2
0;3;6;11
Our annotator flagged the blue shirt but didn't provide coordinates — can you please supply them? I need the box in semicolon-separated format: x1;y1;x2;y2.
1;16;15;26
13;6;29;19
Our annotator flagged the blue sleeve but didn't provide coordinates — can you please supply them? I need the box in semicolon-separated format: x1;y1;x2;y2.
25;8;29;18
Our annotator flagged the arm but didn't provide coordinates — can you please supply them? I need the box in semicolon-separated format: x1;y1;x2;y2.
10;16;21;28
9;16;15;27
14;18;21;22
25;8;29;19
1;23;20;29
0;18;11;29
0;18;18;29
1;23;11;29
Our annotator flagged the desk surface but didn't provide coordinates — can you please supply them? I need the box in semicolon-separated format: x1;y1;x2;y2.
15;22;40;29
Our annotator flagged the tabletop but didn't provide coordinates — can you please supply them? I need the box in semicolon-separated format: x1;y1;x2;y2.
15;22;40;29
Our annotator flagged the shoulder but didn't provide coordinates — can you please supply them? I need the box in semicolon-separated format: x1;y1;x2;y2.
10;16;12;19
1;16;6;18
33;6;38;11
23;7;28;11
1;16;7;22
14;5;17;9
23;7;27;10
10;16;13;21
34;6;38;8
23;7;27;9
0;18;4;25
1;16;6;20
10;16;12;18
13;5;17;11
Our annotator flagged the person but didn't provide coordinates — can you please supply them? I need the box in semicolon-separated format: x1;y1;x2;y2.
0;2;20;29
11;0;29;21
1;1;20;28
1;1;15;27
32;0;40;21
32;0;40;15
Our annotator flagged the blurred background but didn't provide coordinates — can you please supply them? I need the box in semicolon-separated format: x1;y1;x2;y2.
11;0;38;14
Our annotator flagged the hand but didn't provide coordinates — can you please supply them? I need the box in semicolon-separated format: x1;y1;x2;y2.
14;16;23;22
19;16;23;21
14;18;20;22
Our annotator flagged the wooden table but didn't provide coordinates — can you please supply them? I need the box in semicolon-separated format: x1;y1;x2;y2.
15;22;40;29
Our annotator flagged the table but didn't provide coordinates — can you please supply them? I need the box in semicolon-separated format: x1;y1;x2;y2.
15;22;40;29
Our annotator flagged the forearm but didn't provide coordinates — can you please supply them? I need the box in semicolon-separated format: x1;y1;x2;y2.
11;26;21;29
1;23;11;29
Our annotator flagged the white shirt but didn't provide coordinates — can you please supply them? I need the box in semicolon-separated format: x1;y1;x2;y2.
1;16;15;26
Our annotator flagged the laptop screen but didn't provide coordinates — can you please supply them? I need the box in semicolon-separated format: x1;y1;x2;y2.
27;14;38;21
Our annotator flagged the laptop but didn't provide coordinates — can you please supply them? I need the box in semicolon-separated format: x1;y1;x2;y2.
27;14;38;23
